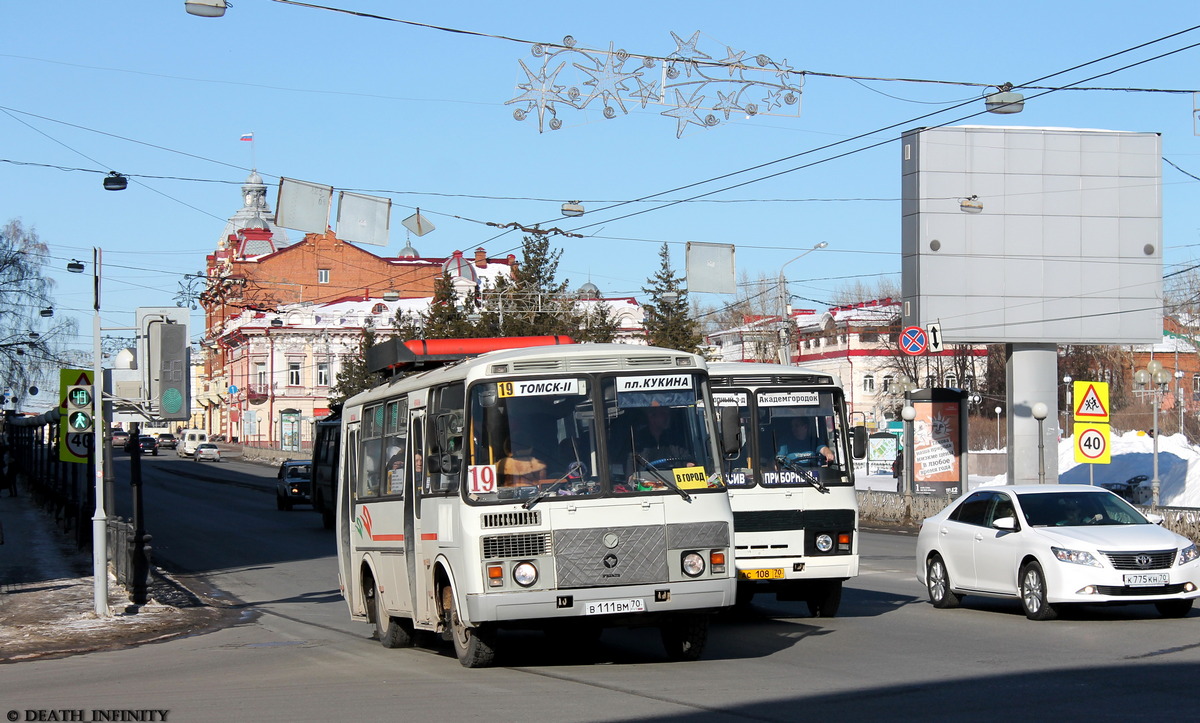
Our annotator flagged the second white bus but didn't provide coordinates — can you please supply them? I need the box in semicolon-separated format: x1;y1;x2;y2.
708;362;866;616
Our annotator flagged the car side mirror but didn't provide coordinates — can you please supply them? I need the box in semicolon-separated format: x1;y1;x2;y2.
992;516;1018;532
1145;512;1164;526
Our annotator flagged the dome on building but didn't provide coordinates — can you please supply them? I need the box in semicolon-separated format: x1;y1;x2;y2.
578;281;601;299
442;250;478;283
216;169;290;255
398;243;419;258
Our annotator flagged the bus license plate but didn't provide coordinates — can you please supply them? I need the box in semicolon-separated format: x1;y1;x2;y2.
584;598;646;615
739;568;785;580
1123;573;1169;587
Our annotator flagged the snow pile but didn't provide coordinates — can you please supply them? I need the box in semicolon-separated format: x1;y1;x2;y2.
974;430;1200;508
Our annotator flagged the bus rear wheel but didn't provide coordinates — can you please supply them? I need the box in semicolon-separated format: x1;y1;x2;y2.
660;614;708;661
373;584;414;648
443;585;496;668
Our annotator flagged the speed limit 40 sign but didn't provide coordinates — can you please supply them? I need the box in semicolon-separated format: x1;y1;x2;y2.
1074;423;1111;465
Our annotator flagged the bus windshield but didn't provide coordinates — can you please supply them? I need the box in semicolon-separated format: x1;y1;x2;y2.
465;373;723;504
720;388;851;489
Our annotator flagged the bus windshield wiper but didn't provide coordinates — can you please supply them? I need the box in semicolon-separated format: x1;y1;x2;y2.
522;461;585;510
775;454;830;494
633;453;692;502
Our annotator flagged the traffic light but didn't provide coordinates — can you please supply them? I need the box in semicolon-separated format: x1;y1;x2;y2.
66;384;94;433
153;322;190;421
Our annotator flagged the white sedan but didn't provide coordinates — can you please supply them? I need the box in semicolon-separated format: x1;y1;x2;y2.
916;484;1200;619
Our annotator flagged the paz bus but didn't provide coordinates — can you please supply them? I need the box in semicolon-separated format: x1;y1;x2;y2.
708;362;866;616
336;336;739;667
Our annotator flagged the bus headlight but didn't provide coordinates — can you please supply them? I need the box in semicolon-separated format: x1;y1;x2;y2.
682;552;705;578
513;561;539;588
815;534;834;553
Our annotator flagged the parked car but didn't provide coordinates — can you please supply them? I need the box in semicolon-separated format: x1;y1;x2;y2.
916;484;1200;620
276;460;312;511
193;443;222;462
156;433;177;450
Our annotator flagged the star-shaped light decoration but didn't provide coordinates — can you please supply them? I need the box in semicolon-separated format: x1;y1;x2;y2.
507;58;568;132
661;88;707;138
574;43;640;115
773;58;795;83
720;46;746;77
630;76;662;109
713;89;743;120
760;89;785;113
668;31;711;78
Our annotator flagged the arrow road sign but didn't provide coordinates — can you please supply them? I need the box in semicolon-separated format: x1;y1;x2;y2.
900;326;928;356
926;323;944;353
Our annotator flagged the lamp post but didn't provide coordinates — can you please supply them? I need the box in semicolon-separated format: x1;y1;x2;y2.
995;406;1003;450
1032;402;1048;485
1134;359;1171;506
1176;369;1185;435
777;242;828;364
1063;374;1073;434
68;249;108;616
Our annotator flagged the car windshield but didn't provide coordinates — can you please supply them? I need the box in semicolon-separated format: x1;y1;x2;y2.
1017;491;1149;527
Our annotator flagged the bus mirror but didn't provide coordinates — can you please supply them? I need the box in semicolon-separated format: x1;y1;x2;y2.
479;386;499;408
427;454;443;474
851;426;868;459
720;409;742;456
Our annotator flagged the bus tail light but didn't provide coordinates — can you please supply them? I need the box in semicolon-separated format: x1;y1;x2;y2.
710;550;726;574
487;564;504;587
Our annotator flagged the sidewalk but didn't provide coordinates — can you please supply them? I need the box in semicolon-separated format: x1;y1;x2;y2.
0;480;234;662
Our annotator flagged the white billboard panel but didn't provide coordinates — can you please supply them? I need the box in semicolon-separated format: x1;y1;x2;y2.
336;191;391;246
901;126;1162;344
276;177;332;234
686;241;736;294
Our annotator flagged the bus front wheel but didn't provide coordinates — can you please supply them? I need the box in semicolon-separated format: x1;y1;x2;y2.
806;580;843;618
660;614;708;661
442;585;496;668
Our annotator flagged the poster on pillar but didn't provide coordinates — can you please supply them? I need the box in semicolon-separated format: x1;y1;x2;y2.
909;388;968;497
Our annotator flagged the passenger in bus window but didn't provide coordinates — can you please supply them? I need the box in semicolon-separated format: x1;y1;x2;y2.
387;449;405;497
776;416;834;466
634;405;692;468
497;428;547;486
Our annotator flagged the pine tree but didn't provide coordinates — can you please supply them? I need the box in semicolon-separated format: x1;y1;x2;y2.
328;323;381;407
642;243;702;352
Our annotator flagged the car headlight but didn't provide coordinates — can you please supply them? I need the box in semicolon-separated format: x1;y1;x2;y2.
1179;543;1199;566
512;561;539;588
1052;546;1103;567
681;552;705;578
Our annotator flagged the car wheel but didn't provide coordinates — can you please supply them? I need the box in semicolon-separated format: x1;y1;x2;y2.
1154;599;1194;618
1019;561;1058;621
926;554;962;609
275;494;286;511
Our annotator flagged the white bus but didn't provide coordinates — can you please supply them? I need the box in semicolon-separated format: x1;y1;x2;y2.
708;362;866;616
337;338;738;667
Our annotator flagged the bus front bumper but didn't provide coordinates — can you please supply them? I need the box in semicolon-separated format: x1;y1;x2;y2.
465;578;735;625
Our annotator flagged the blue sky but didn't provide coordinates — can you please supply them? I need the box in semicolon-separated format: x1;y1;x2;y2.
2;1;1198;354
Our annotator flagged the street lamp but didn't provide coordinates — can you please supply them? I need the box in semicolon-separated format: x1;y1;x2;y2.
995;405;1003;450
1134;359;1171;506
1176;369;1185;435
777;241;828;364
68;249;108;616
901;403;916;500
1032;402;1048;485
1063;375;1073;433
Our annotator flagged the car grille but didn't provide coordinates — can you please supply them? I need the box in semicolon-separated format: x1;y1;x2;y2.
1094;583;1189;596
1101;550;1176;570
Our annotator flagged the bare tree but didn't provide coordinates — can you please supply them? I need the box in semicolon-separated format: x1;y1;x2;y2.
0;220;78;408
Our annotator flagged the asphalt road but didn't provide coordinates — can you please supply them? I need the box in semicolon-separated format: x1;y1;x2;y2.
4;452;1199;722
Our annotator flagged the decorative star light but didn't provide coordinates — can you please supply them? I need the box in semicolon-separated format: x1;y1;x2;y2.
509;32;804;137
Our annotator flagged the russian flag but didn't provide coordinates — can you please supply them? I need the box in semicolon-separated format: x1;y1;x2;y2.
239;132;254;141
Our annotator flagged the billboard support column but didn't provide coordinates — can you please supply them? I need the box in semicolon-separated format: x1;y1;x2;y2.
1006;343;1059;485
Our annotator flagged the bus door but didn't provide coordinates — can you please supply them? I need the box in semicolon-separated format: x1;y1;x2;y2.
338;422;360;615
406;408;435;627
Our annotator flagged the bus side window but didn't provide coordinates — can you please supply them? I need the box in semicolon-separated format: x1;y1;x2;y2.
427;383;465;494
